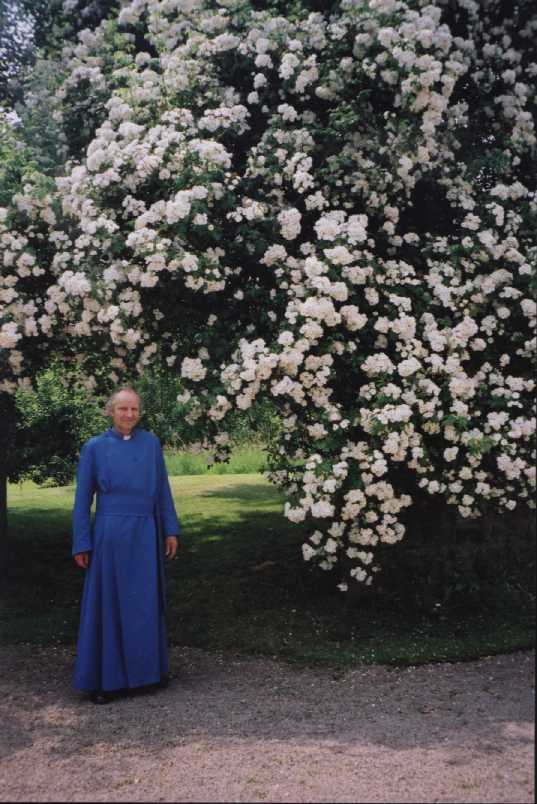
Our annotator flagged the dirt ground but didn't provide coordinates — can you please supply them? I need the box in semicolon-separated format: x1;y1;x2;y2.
0;643;534;803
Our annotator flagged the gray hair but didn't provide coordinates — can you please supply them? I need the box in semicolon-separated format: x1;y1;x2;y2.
104;387;142;417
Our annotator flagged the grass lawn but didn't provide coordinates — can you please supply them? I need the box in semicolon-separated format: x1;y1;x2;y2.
164;445;267;475
1;472;534;668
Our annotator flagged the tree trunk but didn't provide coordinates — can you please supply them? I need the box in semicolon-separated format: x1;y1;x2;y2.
0;470;8;587
0;396;17;589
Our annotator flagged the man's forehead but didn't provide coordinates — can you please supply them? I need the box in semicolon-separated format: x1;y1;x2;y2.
115;391;140;405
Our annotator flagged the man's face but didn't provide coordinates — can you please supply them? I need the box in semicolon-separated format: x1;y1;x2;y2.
112;391;141;435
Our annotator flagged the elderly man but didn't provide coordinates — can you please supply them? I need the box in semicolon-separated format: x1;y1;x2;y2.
72;387;180;704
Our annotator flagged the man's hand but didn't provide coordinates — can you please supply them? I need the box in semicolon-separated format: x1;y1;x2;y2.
74;551;90;569
165;536;179;560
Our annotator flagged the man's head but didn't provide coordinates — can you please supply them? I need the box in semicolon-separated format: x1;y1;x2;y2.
105;387;141;436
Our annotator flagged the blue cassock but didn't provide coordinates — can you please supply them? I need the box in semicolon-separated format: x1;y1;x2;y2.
71;427;180;692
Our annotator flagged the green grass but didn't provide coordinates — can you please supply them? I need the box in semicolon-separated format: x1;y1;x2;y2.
164;445;267;475
1;473;534;668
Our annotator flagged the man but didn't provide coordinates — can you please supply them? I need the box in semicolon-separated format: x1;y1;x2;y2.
72;387;180;703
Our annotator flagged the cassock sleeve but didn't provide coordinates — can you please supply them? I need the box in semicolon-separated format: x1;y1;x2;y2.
156;437;181;537
72;441;96;556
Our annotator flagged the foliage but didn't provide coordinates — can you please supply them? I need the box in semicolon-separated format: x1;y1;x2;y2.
0;108;33;205
13;357;274;482
0;112;67;487
11;58;69;177
1;0;535;591
15;361;106;485
0;0;39;106
0;0;120;106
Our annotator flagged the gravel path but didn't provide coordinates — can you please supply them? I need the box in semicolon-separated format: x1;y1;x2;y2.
0;644;534;803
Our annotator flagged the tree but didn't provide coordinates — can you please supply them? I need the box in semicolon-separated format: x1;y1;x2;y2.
2;0;535;591
0;106;112;580
0;110;58;578
14;361;107;486
0;0;40;107
0;0;120;106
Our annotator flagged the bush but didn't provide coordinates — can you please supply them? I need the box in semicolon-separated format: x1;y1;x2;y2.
2;0;535;593
15;363;106;485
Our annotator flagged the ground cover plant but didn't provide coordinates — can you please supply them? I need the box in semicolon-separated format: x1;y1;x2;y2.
2;467;534;668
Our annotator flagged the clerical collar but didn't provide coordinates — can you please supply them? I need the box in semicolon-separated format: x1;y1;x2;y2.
109;427;137;441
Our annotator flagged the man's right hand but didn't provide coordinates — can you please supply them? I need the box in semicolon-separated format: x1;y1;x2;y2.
74;551;90;569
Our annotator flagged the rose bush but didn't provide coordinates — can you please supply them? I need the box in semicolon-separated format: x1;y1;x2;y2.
1;0;535;589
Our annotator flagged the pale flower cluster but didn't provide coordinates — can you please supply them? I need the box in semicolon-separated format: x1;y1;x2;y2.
1;0;535;587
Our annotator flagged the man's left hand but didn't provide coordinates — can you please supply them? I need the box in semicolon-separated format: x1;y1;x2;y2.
165;536;179;559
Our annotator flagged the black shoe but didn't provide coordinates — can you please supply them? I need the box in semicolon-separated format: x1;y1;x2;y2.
89;690;113;705
157;672;172;688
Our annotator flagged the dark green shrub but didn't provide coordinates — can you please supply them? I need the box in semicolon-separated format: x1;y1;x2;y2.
15;362;106;486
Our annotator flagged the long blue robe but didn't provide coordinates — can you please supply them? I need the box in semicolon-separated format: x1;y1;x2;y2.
72;427;180;692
